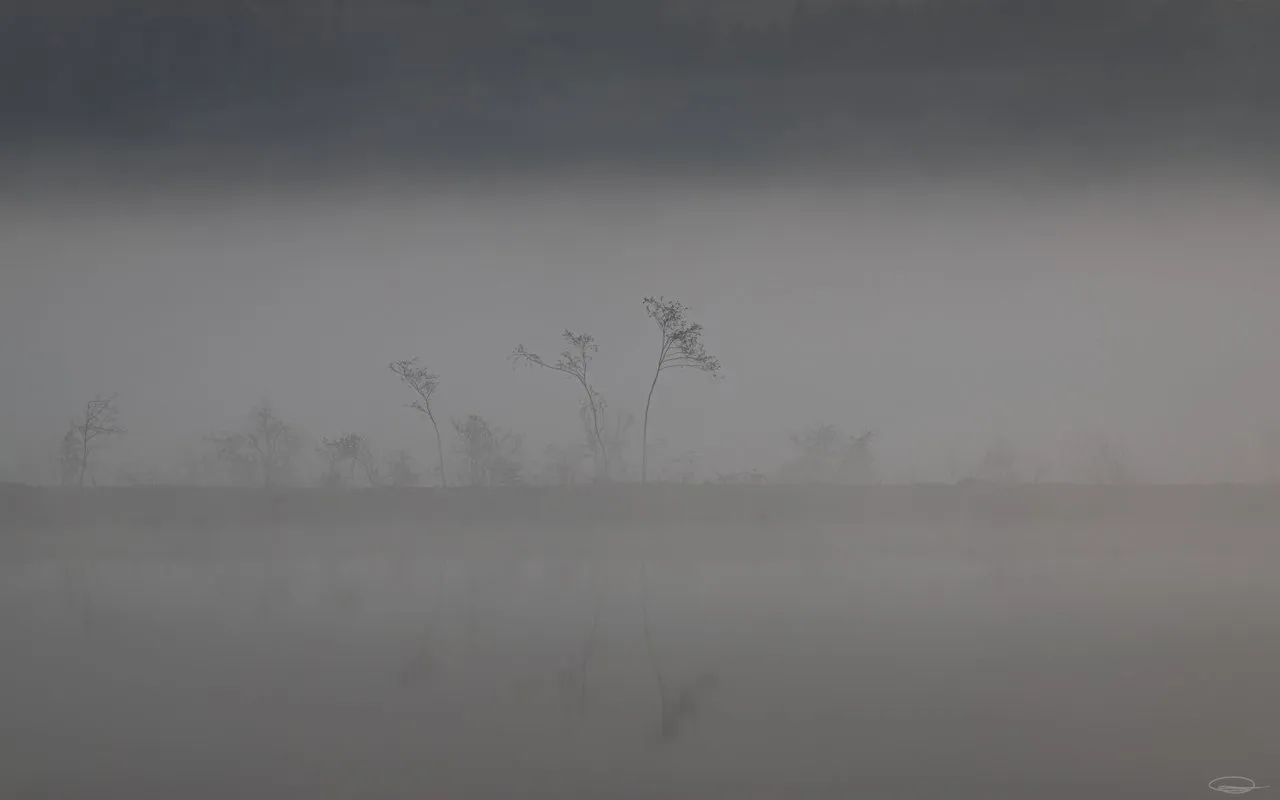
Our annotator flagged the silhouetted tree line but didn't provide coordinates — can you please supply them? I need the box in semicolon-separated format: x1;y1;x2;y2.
4;0;1278;136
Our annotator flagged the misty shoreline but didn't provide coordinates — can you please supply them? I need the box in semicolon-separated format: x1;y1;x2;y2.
6;483;1279;548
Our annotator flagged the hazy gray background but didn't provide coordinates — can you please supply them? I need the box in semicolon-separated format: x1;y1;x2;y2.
4;163;1280;485
8;5;1280;799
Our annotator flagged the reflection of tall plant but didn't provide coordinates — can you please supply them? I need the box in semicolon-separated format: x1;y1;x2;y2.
640;566;669;737
568;576;604;714
640;565;719;742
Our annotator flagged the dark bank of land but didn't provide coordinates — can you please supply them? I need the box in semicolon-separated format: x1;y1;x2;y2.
10;67;1280;186
6;1;1280;177
3;483;1279;558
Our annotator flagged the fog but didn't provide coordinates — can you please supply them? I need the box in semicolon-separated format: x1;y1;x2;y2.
4;500;1280;798
7;3;1280;797
5;164;1280;485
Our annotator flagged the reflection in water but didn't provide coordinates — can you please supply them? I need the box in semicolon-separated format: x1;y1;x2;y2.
0;540;1276;798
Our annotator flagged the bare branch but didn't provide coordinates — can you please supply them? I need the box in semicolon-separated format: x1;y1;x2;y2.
389;358;439;406
512;331;599;381
83;394;126;440
451;413;524;487
71;394;125;487
645;298;722;376
319;433;376;487
210;402;303;488
511;331;609;481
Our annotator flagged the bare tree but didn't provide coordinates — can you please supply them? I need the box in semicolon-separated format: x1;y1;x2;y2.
512;331;609;482
209;402;303;488
640;297;720;483
174;440;226;486
539;443;587;486
583;399;634;481
779;423;876;484
836;429;877;484
58;425;81;486
114;457;163;487
451;413;523;487
66;395;126;487
970;437;1023;483
453;414;493;487
319;433;375;487
356;442;382;487
666;448;702;484
390;358;446;487
715;468;766;485
248;402;302;488
385;449;420;487
318;436;353;487
1065;432;1135;485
